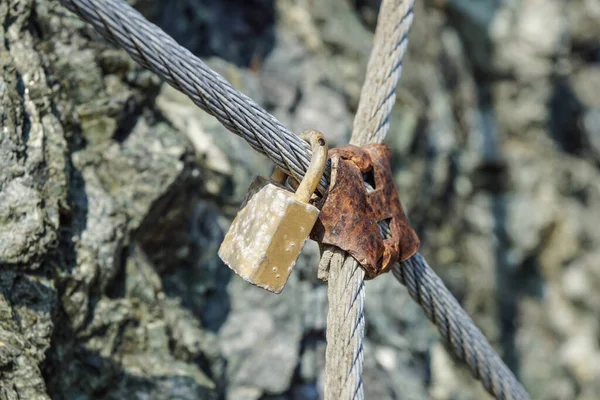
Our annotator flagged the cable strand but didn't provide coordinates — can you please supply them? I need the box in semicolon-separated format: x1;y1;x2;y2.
393;255;530;400
59;0;329;191
58;0;531;398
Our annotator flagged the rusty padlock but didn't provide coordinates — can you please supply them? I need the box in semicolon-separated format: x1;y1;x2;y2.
218;130;328;294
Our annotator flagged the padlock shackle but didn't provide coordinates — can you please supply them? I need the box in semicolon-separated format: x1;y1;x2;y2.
294;130;328;203
271;167;288;184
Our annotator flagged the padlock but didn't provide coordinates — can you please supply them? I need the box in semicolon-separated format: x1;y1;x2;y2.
218;130;328;294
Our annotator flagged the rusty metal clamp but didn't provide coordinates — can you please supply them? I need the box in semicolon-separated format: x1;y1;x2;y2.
310;144;420;279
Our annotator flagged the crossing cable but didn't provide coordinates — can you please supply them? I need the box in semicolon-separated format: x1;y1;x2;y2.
350;0;414;145
324;248;366;400
58;0;329;192
58;0;530;399
321;0;529;398
322;1;413;398
393;254;530;400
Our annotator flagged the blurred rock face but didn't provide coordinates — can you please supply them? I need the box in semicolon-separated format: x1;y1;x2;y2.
1;0;600;399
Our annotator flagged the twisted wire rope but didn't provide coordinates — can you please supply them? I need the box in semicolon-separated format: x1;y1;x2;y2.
393;254;530;400
321;0;529;398
59;0;329;192
324;249;366;400
58;0;531;398
323;1;415;398
351;0;415;145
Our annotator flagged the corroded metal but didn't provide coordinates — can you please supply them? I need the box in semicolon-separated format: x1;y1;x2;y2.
310;144;419;279
218;130;328;294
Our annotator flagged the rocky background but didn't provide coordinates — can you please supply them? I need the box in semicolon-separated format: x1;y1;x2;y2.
1;0;600;399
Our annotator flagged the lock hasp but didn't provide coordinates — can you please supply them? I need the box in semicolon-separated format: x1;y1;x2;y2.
218;176;319;294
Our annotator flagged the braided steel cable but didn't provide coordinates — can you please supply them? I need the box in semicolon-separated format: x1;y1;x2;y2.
321;0;529;399
393;254;530;400
350;0;415;144
58;0;329;191
324;249;365;400
323;1;415;398
58;0;531;399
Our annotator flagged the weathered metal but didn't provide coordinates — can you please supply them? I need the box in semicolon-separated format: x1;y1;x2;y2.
310;144;419;279
218;130;328;293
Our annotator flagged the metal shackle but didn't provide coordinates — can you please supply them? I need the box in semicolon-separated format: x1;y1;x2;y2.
271;130;328;203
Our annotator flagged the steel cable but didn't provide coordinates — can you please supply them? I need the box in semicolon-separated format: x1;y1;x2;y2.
324;248;366;400
393;254;530;400
58;0;531;398
351;0;414;144
59;0;329;191
323;1;415;398
320;0;529;398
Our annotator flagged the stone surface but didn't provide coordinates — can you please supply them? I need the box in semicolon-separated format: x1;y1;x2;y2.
2;0;600;399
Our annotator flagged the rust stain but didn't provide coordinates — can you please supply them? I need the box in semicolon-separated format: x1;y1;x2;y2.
311;144;420;279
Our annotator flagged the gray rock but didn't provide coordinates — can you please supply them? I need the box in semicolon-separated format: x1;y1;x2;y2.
4;0;600;398
584;108;600;157
219;276;303;395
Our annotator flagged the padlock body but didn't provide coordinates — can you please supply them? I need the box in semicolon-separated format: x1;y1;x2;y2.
218;176;319;294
